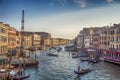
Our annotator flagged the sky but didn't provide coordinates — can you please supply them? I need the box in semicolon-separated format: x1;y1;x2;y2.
0;0;120;39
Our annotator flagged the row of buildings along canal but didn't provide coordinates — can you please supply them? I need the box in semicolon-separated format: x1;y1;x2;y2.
0;22;69;55
74;23;120;65
0;22;69;80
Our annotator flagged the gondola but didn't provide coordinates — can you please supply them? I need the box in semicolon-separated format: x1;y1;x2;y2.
89;57;100;63
74;68;92;75
7;74;30;80
72;54;79;58
89;59;99;63
79;54;89;57
80;58;89;61
0;68;30;80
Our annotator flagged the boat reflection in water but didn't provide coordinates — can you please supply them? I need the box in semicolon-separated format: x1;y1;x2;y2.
74;75;81;80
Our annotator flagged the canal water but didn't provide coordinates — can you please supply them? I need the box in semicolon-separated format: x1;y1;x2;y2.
25;49;120;80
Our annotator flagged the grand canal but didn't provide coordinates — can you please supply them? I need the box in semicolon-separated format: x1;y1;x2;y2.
25;48;120;80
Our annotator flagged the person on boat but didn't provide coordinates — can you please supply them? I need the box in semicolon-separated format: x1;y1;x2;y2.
8;70;17;79
78;65;80;72
18;67;23;76
12;48;17;56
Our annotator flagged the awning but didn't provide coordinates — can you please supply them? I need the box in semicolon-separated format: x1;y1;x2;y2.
87;49;96;52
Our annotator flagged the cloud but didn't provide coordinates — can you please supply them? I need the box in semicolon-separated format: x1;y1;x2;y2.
25;4;120;39
73;0;87;8
49;0;67;7
106;0;114;4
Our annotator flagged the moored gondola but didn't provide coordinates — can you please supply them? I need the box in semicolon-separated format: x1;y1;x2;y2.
0;68;30;80
11;58;39;68
7;74;30;80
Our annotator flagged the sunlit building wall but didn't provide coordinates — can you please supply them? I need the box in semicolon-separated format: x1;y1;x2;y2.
0;22;8;54
6;24;17;50
24;34;32;48
16;31;21;48
32;33;41;48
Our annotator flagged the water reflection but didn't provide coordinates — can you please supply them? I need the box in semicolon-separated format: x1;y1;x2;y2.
74;75;81;80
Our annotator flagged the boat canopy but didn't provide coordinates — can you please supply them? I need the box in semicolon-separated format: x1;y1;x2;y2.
87;49;96;52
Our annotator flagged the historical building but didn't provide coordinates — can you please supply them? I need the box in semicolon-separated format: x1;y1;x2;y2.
51;38;69;46
75;23;120;65
6;24;17;50
32;33;41;48
76;27;101;49
35;32;51;49
100;26;109;51
16;31;21;48
0;22;8;54
23;32;32;49
59;38;69;45
51;38;59;46
92;27;101;48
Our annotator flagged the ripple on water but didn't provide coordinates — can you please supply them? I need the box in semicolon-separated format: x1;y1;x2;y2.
25;50;120;80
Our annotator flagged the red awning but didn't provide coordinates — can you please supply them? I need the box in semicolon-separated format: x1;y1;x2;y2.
117;51;120;54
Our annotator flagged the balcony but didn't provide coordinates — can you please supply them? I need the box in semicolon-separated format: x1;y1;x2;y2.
8;35;16;39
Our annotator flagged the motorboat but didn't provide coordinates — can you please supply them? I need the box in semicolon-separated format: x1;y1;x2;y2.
11;58;39;68
47;49;59;57
47;52;58;57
